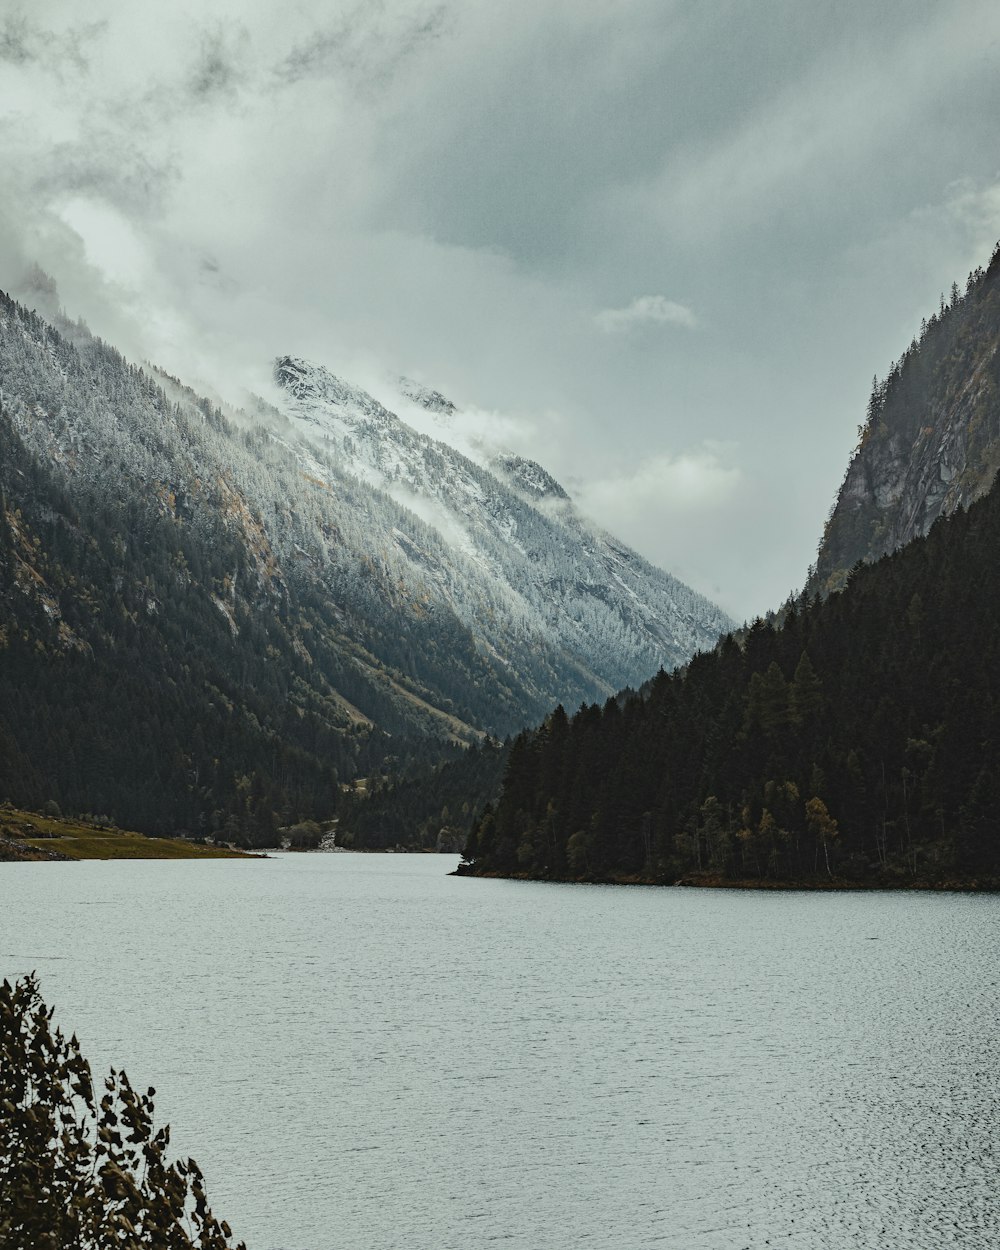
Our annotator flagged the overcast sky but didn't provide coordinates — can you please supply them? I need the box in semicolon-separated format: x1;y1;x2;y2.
3;0;1000;620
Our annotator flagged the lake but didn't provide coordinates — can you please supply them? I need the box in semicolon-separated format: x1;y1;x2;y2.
2;853;998;1248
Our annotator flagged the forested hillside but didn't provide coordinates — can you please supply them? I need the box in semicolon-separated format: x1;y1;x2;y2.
337;737;508;851
461;475;1000;886
0;384;361;839
0;296;499;838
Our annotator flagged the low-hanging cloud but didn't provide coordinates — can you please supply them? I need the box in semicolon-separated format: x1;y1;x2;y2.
595;295;697;333
189;26;251;102
572;446;748;616
578;446;740;519
0;10;105;73
0;13;36;65
274;1;448;92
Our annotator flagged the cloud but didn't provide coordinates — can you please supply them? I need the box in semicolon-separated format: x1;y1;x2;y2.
189;26;251;102
932;179;1000;254
0;10;105;73
0;13;36;65
274;2;448;93
611;0;1000;251
594;294;697;333
578;446;740;518
571;445;749;616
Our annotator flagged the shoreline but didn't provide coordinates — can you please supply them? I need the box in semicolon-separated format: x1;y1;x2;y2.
452;865;1000;893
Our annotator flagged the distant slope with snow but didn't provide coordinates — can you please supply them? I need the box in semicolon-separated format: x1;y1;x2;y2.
273;354;733;697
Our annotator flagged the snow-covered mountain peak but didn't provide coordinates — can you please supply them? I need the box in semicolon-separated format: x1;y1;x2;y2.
398;377;457;418
493;453;570;502
274;355;395;428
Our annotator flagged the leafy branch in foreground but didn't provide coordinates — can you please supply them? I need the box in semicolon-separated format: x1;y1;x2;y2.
0;974;245;1250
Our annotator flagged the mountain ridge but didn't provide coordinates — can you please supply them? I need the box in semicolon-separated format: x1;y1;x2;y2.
0;291;729;839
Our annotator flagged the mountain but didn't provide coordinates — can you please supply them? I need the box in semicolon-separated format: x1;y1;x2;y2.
0;291;729;840
462;246;1000;887
272;355;731;694
811;243;1000;595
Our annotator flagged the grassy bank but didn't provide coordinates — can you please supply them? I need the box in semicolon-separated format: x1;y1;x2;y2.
0;808;251;861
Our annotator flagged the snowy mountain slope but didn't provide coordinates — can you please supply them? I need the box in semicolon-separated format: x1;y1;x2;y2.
0;299;520;746
0;293;729;784
273;355;733;691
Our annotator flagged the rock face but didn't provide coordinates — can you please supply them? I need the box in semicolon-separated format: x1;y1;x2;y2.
812;245;1000;595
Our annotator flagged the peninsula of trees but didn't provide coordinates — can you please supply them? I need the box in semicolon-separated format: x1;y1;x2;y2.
461;473;1000;887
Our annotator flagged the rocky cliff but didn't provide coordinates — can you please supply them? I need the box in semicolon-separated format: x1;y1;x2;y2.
811;244;1000;595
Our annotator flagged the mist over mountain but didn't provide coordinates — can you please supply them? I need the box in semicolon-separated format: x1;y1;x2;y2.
272;354;731;687
0;290;729;840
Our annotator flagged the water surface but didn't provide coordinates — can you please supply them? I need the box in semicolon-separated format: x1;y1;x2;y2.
3;853;998;1248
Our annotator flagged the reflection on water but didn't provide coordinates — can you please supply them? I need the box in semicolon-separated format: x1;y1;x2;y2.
3;854;998;1249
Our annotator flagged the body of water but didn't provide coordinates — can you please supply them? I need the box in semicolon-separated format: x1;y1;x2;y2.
2;853;998;1248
